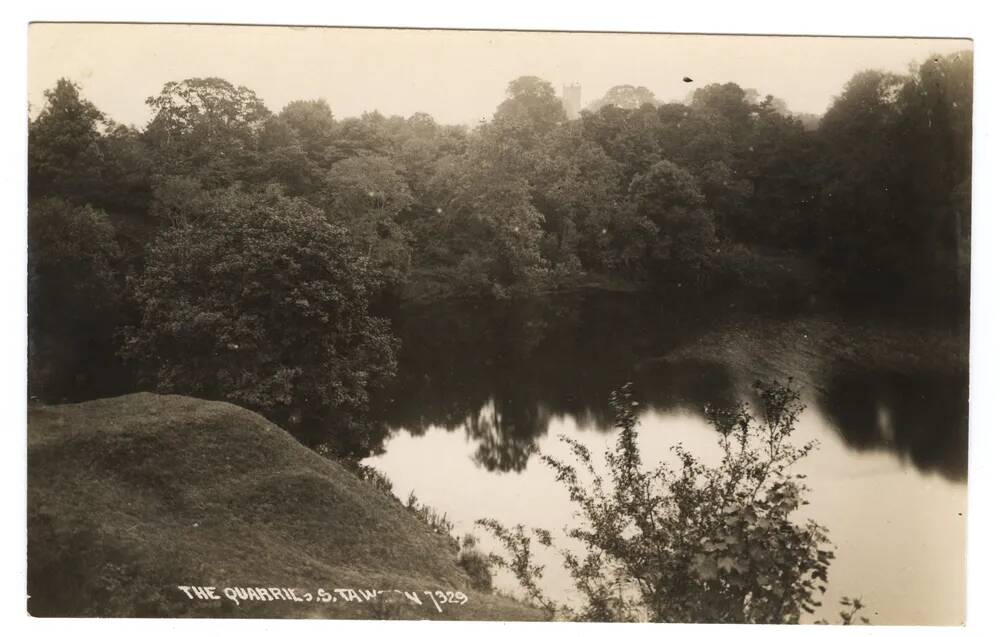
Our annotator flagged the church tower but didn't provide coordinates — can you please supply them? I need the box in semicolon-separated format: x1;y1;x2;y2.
562;83;582;119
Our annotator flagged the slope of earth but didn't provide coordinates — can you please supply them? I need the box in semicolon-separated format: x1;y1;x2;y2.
27;393;545;620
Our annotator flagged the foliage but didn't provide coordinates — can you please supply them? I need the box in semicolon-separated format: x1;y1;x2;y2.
337;460;493;593
457;534;494;593
26;51;973;440
493;76;567;147
335;457;494;592
120;187;398;446
341;460;396;497
28;79;108;204
28;198;122;318
27;197;125;400
475;519;557;616
628;159;720;285
404;492;455;538
530;122;624;274
29;54;973;315
816;596;870;625
278;99;338;163
144;77;271;187
29;55;973;315
585;85;661;112
425;140;549;297
482;381;845;624
323;155;415;285
815;51;972;300
581;103;664;183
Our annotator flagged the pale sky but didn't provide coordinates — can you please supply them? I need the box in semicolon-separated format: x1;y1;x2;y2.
28;23;971;127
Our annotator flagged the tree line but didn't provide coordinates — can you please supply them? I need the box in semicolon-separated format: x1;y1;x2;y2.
27;50;972;452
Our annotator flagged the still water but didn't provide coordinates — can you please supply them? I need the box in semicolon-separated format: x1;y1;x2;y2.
365;291;968;625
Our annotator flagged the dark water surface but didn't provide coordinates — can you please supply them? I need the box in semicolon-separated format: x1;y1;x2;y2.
365;291;968;624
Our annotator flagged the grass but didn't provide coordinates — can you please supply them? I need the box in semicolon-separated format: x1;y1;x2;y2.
27;392;545;620
646;312;968;389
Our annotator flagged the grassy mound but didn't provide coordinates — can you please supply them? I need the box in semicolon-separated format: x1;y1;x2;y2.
27;393;543;620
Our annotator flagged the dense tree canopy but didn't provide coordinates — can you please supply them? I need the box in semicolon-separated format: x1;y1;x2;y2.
584;84;661;112
27;197;124;400
26;50;973;447
323;155;415;284
28;79;107;204
144;77;271;187
814;51;972;299
120;187;398;452
629;159;718;284
493;76;568;148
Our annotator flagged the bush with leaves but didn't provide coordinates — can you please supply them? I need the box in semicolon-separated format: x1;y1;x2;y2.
28;197;125;400
481;380;863;624
322;155;415;286
403;491;456;538
28;79;108;205
121;186;398;452
342;460;395;497
475;519;556;615
457;534;494;593
143;77;271;188
628;160;721;288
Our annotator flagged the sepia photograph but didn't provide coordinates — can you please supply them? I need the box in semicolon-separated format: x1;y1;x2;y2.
24;20;974;625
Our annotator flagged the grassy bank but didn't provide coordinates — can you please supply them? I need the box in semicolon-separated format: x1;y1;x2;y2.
645;313;968;382
27;393;545;620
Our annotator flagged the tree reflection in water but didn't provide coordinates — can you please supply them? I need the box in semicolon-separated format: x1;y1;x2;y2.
369;290;967;480
813;369;968;481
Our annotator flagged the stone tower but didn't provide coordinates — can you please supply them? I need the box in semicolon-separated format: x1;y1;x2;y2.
562;83;582;119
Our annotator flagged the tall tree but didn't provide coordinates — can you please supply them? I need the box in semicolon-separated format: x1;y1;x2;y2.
816;70;911;294
120;187;398;453
740;97;817;249
28;79;107;204
581;103;664;186
278;99;337;163
28;198;125;400
144;77;271;187
425;145;549;296
895;51;973;295
324;155;415;284
493;76;568;148
629;159;719;286
530;121;625;273
585;84;661;112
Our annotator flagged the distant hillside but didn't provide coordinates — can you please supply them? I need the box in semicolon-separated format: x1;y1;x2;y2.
27;393;544;620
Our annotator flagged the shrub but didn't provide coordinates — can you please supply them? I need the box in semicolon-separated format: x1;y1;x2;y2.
27;197;125;400
339;459;395;497
120;187;398;443
457;534;494;593
404;491;455;539
475;519;556;615
481;380;857;624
